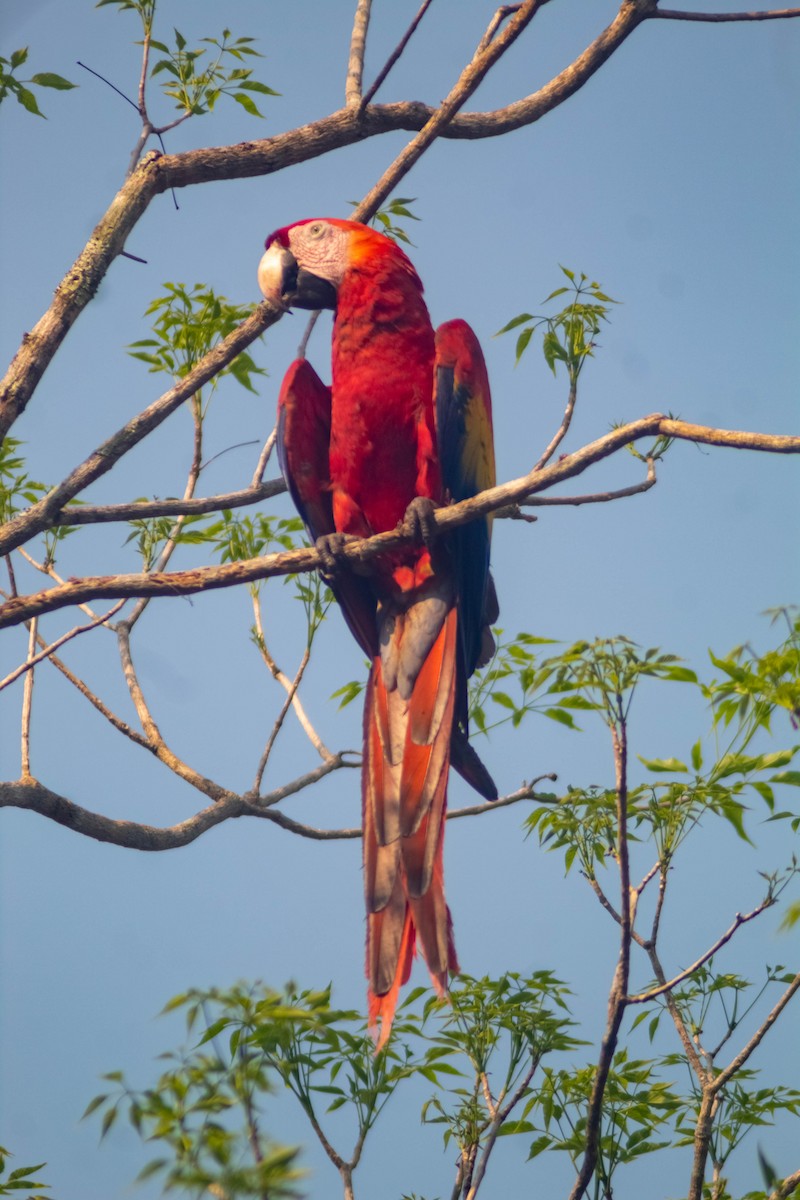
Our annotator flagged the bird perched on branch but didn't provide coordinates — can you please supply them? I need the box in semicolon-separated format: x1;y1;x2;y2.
258;218;498;1047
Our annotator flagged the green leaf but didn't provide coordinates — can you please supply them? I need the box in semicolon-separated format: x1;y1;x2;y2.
238;80;280;96
15;86;43;116
638;756;688;773
29;73;76;90
495;312;534;336
232;91;263;116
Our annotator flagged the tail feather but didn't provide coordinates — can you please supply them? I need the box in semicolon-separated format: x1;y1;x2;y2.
363;606;459;1047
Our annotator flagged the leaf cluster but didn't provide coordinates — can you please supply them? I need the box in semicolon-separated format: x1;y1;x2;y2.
0;1146;49;1198
147;28;278;118
497;268;619;381
529;1049;682;1183
128;283;265;398
350;196;422;245
0;47;75;118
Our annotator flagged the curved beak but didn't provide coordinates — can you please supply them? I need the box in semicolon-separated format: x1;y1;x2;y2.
258;243;338;311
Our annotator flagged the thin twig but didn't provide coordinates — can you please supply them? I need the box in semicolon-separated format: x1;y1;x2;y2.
352;0;545;224
655;7;800;20
0;601;127;693
16;545;115;625
117;622;231;803
252;598;335;771
30;624;151;748
50;478;286;528
359;0;436;110
467;1054;540;1199
628;899;775;1004
446;775;556;818
517;457;657;507
251;429;278;488
297;311;322;359
19;618;37;778
125;396;205;631
533;382;578;471
476;5;524;54
711;971;800;1093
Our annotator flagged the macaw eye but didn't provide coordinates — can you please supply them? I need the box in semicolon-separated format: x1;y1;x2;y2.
308;222;326;239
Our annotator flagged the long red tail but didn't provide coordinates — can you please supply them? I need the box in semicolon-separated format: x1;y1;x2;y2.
362;605;460;1048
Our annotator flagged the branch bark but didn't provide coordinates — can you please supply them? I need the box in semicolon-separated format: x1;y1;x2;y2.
0;0;658;443
2;416;796;630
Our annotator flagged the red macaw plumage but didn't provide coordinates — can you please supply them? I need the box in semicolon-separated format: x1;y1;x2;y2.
258;218;498;1045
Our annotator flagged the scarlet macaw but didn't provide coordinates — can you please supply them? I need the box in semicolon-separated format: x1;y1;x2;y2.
258;218;498;1045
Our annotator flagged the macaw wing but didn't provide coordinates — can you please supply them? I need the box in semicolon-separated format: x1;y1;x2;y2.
278;358;378;658
434;320;497;680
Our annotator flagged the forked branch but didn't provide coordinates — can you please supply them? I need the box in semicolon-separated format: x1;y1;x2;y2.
2;416;796;630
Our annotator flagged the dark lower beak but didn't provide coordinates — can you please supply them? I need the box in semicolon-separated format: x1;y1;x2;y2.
290;267;338;311
258;244;337;311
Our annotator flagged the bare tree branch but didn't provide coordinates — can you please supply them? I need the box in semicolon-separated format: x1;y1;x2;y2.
19;618;37;778
353;0;549;223
532;381;578;471
568;719;632;1200
0;772;546;850
627;899;775;1003
359;0;436;110
517;456;657;508
0;0;655;442
655;7;800;21
710;971;800;1093
0;303;274;557
54;478;286;527
771;1169;800;1200
117;622;232;803
0;601;126;693
346;0;372;107
2;416;796;630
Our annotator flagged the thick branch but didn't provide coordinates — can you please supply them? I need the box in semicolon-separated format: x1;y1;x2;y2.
0;774;542;850
2;416;796;630
0;778;246;850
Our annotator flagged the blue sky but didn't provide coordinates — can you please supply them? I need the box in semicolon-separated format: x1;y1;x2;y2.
1;2;799;1197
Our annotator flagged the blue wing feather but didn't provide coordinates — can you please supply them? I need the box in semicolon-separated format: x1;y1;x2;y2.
434;320;496;680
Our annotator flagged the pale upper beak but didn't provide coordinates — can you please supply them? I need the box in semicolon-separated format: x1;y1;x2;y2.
257;242;338;311
258;242;296;309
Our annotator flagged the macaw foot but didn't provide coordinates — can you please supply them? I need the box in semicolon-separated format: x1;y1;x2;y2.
402;496;439;548
315;532;350;576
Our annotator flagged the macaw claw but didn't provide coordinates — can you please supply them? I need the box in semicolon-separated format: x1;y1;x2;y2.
315;531;350;576
403;496;439;548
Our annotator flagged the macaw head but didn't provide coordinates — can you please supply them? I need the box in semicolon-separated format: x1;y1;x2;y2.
258;217;420;311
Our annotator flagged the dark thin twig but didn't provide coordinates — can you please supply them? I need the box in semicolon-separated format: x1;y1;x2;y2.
76;60;139;110
655;7;800;20
359;0;436;110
